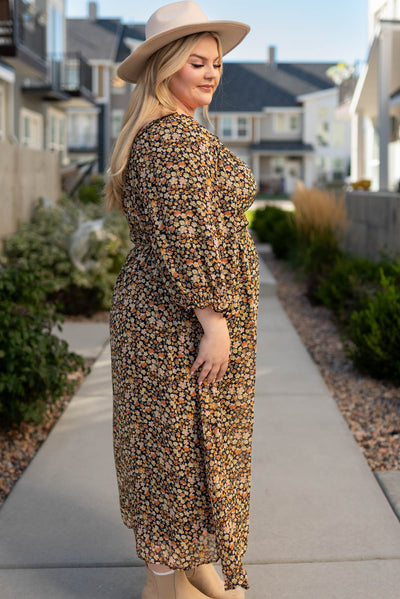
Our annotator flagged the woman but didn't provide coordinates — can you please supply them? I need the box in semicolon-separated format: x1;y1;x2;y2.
106;2;259;597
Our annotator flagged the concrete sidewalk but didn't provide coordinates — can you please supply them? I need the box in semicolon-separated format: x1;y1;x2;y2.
1;262;400;598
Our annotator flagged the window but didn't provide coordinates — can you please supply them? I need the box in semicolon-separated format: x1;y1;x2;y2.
0;85;5;140
67;112;97;149
273;113;300;133
317;107;330;146
220;116;250;140
64;59;80;90
332;122;345;148
237;117;248;138
275;114;286;132
222;117;233;138
332;157;345;181
289;116;299;130
272;157;285;175
47;0;64;58
20;108;43;149
47;107;66;154
111;109;124;139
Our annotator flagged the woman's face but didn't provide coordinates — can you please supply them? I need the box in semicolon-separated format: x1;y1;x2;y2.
169;34;222;117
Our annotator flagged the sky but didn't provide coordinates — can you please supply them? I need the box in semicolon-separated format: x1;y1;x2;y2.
66;0;369;66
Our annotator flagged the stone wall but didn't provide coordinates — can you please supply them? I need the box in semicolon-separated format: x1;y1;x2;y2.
0;141;61;240
344;191;400;260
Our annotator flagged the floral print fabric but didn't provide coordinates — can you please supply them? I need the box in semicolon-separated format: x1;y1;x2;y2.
110;113;259;589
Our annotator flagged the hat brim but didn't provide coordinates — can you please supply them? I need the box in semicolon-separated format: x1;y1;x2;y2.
117;21;249;83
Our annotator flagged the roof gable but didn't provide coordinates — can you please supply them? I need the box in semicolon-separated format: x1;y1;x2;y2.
67;18;123;60
211;61;336;112
67;18;145;63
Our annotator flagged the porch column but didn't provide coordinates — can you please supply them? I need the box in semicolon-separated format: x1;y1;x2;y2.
252;153;261;192
378;26;392;190
351;110;364;181
303;154;314;187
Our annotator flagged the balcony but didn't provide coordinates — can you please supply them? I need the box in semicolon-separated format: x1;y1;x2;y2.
22;53;95;105
0;0;47;77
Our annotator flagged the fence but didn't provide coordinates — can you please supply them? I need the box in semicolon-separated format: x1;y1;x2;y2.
344;191;400;260
0;141;61;240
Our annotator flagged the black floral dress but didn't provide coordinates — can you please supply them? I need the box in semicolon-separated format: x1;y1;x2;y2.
110;113;259;590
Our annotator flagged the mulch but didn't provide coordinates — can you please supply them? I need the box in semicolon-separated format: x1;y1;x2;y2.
265;253;400;472
0;312;109;507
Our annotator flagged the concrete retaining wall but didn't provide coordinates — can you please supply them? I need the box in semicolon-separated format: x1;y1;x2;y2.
344;191;400;260
0;141;61;240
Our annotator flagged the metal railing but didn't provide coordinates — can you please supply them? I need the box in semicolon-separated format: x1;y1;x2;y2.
0;0;46;60
47;52;93;94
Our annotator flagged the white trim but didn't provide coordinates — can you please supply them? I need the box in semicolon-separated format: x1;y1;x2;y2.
350;31;380;114
380;18;400;30
0;85;5;140
218;115;252;141
273;112;301;134
20;108;43;150
298;87;337;102
263;106;302;114
210;111;258;117
89;59;116;67
0;64;15;84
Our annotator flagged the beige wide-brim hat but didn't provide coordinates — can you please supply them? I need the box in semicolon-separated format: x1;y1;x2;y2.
117;0;250;83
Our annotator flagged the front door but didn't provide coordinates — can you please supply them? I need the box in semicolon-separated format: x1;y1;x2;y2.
284;159;302;194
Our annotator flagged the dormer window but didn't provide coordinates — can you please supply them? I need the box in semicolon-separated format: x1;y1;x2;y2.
220;116;251;140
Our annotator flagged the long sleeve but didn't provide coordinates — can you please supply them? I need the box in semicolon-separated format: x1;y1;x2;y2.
132;120;232;317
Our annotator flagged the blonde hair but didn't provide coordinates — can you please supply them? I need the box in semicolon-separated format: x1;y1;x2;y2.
104;32;222;210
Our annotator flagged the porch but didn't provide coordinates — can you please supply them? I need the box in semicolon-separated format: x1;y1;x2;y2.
250;140;314;195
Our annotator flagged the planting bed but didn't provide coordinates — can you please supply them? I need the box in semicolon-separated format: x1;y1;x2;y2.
265;254;400;471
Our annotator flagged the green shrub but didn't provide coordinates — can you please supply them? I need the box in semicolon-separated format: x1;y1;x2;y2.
0;262;84;423
316;255;385;323
269;213;297;260
348;271;400;384
316;254;400;323
77;175;105;205
252;205;287;243
252;205;297;259
3;196;130;314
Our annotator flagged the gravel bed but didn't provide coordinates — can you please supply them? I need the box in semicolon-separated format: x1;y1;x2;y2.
265;254;400;472
0;312;108;508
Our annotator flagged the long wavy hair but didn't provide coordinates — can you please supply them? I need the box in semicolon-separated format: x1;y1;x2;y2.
104;32;222;210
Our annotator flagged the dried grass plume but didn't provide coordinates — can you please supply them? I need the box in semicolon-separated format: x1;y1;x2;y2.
292;182;348;242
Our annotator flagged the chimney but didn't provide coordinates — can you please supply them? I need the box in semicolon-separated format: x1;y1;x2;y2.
267;45;277;68
88;2;97;20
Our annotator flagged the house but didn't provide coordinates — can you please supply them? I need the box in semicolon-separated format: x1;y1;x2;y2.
351;0;400;191
0;0;95;162
67;2;145;171
209;48;352;194
0;0;98;237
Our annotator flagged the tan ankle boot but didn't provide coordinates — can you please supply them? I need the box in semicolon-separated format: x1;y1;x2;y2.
142;567;215;599
185;564;244;599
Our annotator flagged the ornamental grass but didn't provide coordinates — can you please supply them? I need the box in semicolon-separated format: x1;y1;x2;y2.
292;182;348;246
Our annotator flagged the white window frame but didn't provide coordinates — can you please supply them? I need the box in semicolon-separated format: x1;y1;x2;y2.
0;85;5;140
273;113;300;133
219;115;251;141
47;106;66;155
20;108;43;149
67;109;98;149
111;109;124;139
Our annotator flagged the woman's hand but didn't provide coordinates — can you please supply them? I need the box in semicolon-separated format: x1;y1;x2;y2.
191;307;231;386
